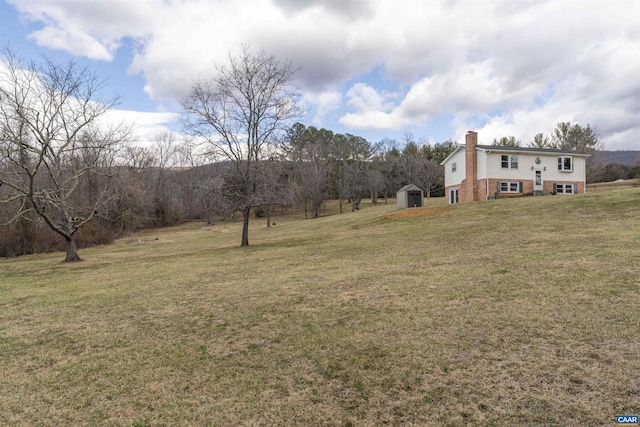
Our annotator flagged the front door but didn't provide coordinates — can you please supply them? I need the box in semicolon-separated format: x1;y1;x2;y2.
534;170;543;192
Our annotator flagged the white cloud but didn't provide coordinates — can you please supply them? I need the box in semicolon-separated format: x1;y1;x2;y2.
345;83;388;112
339;110;412;130
9;0;152;60
100;110;180;146
27;26;115;60
6;0;640;149
340;60;542;130
303;90;342;125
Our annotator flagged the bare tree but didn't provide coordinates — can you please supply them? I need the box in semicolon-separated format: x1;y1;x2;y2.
255;152;286;227
182;46;301;246
342;134;372;211
150;132;179;225
373;138;401;202
284;123;332;219
0;49;129;262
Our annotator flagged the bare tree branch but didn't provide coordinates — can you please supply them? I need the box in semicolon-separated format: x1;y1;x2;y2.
181;45;301;246
0;47;130;262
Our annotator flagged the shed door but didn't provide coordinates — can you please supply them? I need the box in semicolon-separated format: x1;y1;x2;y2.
407;191;422;207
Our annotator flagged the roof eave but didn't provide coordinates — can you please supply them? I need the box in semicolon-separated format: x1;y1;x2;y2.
476;145;591;157
440;145;465;165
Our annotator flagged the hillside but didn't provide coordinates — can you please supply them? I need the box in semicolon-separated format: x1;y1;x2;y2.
593;150;640;166
1;190;639;426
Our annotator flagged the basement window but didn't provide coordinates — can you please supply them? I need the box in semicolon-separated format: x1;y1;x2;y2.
555;183;577;194
501;155;518;169
558;156;573;171
498;181;523;193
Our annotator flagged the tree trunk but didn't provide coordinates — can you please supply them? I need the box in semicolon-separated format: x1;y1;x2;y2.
63;235;82;262
338;167;343;214
266;206;271;228
241;206;250;246
352;196;362;211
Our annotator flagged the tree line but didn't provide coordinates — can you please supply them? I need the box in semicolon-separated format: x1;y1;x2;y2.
2;46;637;261
0;47;455;260
490;124;640;181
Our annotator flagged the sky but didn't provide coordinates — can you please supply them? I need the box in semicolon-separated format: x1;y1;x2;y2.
1;0;639;150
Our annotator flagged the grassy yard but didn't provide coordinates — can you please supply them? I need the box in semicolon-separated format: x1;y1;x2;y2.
1;190;638;426
588;178;640;191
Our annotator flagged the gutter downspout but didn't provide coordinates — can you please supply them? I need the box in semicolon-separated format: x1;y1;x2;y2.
485;152;489;200
584;157;587;193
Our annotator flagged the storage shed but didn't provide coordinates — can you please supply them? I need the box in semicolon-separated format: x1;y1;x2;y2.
396;184;424;209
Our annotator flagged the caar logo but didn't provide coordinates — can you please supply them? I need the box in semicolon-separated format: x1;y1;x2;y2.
617;415;639;426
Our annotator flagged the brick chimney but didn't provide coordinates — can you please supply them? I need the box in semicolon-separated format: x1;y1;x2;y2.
463;131;479;202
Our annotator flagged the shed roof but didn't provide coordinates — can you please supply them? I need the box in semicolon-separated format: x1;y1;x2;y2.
397;184;423;193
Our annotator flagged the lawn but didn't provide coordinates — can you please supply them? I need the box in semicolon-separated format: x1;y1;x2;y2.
1;190;638;426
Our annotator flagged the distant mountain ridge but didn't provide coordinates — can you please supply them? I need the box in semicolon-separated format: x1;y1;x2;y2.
593;150;640;166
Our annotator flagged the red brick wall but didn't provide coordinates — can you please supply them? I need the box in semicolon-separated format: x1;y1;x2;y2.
460;131;479;203
447;179;584;203
544;181;585;194
485;179;533;198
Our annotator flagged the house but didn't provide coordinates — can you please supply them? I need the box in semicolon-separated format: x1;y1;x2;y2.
396;184;424;209
441;131;589;204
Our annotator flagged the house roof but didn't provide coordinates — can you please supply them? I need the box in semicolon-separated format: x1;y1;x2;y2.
476;145;591;157
440;144;591;165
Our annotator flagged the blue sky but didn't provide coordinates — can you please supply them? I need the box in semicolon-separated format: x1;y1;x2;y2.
1;0;639;150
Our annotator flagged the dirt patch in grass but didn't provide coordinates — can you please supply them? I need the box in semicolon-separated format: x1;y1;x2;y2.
384;206;450;220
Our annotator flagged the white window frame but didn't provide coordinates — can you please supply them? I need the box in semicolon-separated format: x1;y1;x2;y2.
449;187;459;204
451;162;457;173
555;183;576;194
501;154;518;169
498;181;522;193
558;156;573;172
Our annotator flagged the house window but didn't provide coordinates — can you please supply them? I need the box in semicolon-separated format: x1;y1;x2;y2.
452;162;457;173
558;156;573;171
501;155;518;169
555;183;577;194
498;181;523;193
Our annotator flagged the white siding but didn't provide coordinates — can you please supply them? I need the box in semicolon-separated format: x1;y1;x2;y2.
477;150;487;180
485;152;586;182
444;148;466;187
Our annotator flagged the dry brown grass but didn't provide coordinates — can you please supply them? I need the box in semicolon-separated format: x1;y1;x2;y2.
384;206;450;220
1;191;639;426
588;178;640;191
